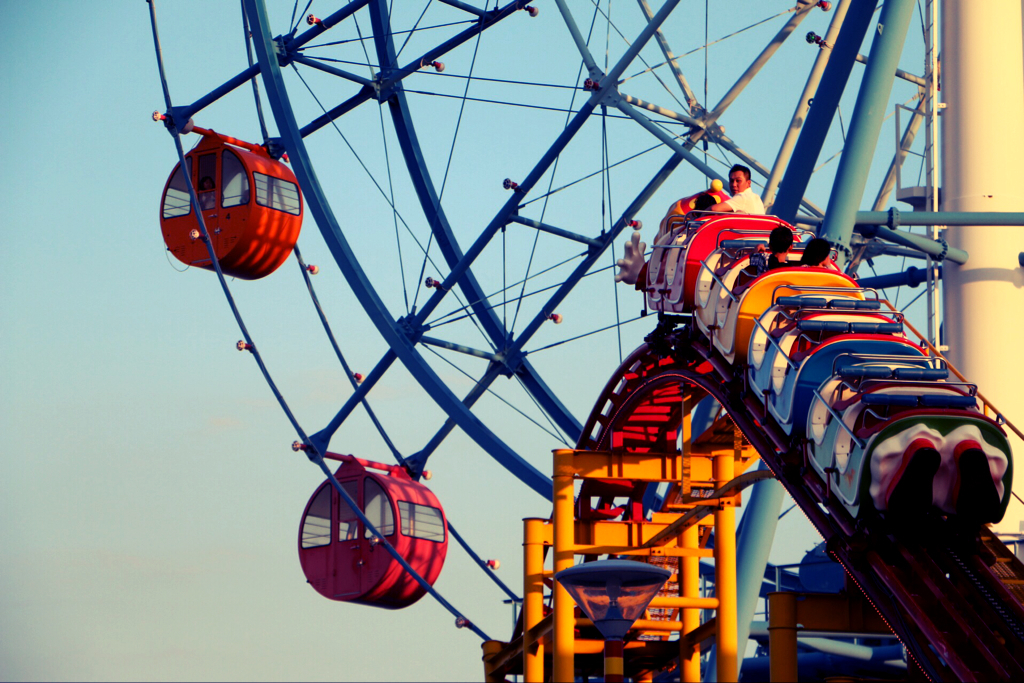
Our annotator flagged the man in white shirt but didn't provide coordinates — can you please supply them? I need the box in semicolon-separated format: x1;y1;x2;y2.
710;164;765;214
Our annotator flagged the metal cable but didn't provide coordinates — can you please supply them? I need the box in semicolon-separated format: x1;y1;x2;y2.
525;315;646;355
301;19;476;49
242;1;271;143
411;25;485;313
511;0;602;334
421;345;566;443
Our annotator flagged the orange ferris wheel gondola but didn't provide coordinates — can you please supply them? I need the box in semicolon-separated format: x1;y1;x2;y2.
159;127;303;280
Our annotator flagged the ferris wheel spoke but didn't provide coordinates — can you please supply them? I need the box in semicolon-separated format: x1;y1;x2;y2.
288;0;371;48
552;0;601;76
406;350;574;475
290;53;376;86
616;99;722;181
364;0;596;444
404;0;681;333
636;0;698;110
515;363;582;441
373;0;525;89
308;349;399;456
290;0;525;138
292;0;601;454
504;150;684;362
405;361;511;473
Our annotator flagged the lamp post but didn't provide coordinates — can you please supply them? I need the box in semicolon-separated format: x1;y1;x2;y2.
555;560;672;682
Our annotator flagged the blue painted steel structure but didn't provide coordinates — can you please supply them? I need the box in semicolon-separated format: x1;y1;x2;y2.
187;0;970;509
858;265;942;290
238;0;700;496
150;0;490;639
772;0;877;224
818;0;918;265
243;0;557;498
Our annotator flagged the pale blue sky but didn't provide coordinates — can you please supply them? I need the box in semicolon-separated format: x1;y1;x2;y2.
1;2;930;680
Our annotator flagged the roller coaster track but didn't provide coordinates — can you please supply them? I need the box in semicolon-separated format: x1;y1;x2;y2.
581;318;1024;681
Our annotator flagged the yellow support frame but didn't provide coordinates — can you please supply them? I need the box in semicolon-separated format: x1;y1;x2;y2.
767;591;891;682
483;408;765;682
547;435;756;683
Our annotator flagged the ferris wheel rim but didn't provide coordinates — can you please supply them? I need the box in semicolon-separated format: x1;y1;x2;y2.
240;0;707;498
223;0;932;506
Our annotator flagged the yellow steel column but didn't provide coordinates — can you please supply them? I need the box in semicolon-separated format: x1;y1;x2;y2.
680;524;701;682
714;449;738;682
552;449;576;683
679;393;702;683
482;640;505;682
767;592;798;682
523;518;546;683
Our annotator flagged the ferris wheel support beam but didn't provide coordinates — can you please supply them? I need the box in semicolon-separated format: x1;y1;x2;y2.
243;0;554;499
296;1;523;138
172;64;261;126
700;0;817;131
618;92;825;216
289;54;375;87
285;0;372;50
310;350;398;459
506;152;685;362
552;0;602;77
772;1;876;224
940;0;1024;538
616;98;724;181
764;0;853;212
818;0;917;266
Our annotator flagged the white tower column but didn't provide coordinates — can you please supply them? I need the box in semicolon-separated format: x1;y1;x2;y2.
941;0;1024;536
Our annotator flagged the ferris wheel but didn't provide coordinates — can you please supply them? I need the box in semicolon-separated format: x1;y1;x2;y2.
148;0;965;656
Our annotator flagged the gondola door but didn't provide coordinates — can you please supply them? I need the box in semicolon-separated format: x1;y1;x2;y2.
361;477;397;594
333;479;363;599
194;152;220;256
298;483;332;596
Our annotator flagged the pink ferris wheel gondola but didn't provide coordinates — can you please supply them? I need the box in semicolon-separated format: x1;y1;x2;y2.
298;454;448;609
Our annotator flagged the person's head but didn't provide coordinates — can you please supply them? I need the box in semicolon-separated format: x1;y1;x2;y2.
692;192;716;212
728;164;752;195
800;238;832;267
768;226;794;255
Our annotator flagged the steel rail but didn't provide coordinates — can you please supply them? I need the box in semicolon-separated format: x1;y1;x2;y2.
579;328;1024;680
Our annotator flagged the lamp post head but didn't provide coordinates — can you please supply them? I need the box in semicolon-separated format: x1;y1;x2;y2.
555;560;671;640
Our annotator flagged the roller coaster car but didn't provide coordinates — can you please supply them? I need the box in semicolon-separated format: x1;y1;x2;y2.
645;212;793;312
621;211;1013;526
298;457;448;609
746;290;919;434
694;265;856;366
159;129;303;279
806;356;1011;523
